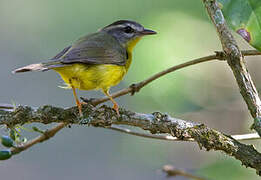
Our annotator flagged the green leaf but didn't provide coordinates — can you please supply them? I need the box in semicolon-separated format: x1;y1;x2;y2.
218;0;261;51
197;158;258;180
0;150;12;160
1;136;14;147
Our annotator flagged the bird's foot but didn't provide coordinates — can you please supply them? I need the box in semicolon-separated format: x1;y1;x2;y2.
113;103;120;117
76;101;83;117
80;97;97;105
130;83;141;96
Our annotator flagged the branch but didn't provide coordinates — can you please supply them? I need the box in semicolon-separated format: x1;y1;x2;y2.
82;54;220;105
1;104;261;175
108;126;261;142
11;123;65;154
231;133;261;141
82;50;261;106
162;165;206;180
203;0;261;135
107;125;194;142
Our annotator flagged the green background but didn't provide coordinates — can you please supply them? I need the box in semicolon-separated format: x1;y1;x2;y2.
0;0;260;179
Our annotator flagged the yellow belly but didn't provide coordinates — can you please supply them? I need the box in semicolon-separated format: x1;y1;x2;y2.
53;63;127;91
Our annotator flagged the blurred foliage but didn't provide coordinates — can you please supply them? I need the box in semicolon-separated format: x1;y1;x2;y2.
197;157;258;180
218;0;261;51
125;11;220;114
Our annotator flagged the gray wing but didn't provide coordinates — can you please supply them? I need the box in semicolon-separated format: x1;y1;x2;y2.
52;45;72;60
52;32;127;66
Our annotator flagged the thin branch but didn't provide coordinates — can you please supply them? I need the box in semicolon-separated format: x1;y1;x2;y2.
0;103;15;110
82;50;261;106
11;123;66;154
107;125;194;141
108;125;261;142
86;54;218;105
232;133;261;141
241;50;261;56
1;104;261;174
203;0;261;135
162;165;206;180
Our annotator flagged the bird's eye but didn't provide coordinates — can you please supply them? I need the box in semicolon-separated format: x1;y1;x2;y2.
123;26;134;33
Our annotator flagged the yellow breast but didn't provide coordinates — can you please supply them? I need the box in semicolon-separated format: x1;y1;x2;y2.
53;62;128;91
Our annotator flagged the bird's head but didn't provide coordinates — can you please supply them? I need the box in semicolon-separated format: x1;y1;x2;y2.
101;20;156;51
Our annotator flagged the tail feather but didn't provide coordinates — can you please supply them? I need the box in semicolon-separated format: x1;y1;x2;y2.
12;63;48;73
12;61;64;73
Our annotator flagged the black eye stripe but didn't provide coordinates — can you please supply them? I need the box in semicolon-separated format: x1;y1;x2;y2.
123;26;134;33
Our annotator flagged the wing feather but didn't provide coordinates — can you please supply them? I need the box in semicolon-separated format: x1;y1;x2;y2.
52;32;127;66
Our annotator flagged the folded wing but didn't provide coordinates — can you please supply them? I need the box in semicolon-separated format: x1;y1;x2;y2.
54;32;127;66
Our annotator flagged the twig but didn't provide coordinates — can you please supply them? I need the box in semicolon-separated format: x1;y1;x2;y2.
108;125;194;141
203;0;261;136
89;54;219;106
1;104;261;174
11;123;66;154
162;165;206;180
232;133;260;141
82;50;261;106
241;50;261;56
0;103;15;110
108;125;261;142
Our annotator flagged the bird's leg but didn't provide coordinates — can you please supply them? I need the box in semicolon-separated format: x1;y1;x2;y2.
72;86;84;116
103;90;120;116
80;97;98;105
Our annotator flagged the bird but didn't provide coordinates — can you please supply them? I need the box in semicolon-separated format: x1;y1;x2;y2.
12;20;156;116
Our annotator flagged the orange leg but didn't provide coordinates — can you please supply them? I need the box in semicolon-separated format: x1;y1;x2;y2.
103;90;120;116
72;86;85;116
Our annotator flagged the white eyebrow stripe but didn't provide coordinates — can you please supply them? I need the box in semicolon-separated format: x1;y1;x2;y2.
101;23;143;32
104;24;126;31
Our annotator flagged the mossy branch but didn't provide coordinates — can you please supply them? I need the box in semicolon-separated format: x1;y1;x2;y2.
1;104;261;175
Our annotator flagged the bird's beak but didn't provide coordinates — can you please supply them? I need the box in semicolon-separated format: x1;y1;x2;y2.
140;29;157;35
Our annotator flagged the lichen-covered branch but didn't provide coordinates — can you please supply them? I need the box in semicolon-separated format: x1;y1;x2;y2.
1;104;261;175
203;0;261;135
